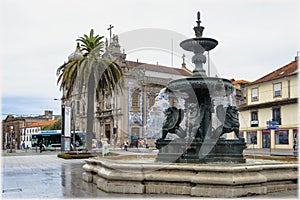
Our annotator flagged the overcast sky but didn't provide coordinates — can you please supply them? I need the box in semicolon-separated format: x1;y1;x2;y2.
1;0;299;118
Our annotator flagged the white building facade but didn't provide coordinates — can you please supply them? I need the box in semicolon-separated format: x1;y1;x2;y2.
20;120;58;148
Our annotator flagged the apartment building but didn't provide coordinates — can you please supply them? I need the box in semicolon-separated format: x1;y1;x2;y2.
239;58;298;150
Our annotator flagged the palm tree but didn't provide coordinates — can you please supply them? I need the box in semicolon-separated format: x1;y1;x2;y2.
57;29;123;150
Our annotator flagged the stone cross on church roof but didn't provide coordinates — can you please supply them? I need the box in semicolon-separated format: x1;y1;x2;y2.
107;24;114;43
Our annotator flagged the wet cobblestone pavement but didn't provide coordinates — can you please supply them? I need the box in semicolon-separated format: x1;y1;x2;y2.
1;152;298;199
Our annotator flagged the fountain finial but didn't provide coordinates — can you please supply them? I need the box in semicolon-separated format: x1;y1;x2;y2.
193;11;204;38
196;11;201;26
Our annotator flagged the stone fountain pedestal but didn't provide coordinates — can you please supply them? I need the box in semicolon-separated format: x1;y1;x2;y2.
82;155;298;198
155;138;246;163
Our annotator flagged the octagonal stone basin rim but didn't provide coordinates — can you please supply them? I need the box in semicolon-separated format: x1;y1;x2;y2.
83;155;298;173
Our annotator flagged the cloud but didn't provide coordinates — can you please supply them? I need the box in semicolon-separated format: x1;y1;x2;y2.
1;0;299;116
2;96;61;119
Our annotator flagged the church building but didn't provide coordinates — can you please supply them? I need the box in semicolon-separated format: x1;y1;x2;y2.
65;32;191;148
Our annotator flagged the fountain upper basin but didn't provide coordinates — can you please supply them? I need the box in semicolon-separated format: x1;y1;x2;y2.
180;37;218;52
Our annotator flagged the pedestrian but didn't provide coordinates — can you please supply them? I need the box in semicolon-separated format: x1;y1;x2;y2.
124;141;128;151
21;141;25;152
137;138;141;148
39;141;43;153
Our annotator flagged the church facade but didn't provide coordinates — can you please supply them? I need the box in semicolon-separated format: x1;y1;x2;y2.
65;33;191;148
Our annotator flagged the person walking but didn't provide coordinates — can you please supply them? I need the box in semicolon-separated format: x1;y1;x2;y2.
39;141;43;153
137;138;141;149
124;141;128;151
21;141;25;152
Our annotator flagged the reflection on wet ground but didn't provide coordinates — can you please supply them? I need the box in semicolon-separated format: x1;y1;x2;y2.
2;155;108;198
1;154;187;198
2;154;298;199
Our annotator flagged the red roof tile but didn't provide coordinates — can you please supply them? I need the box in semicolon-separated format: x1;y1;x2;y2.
21;120;58;128
250;60;298;85
231;79;250;85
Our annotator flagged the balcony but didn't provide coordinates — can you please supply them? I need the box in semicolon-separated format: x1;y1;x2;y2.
251;96;258;102
250;120;259;127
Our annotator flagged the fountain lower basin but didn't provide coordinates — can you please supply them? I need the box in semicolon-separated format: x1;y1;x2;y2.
166;76;234;97
82;154;298;198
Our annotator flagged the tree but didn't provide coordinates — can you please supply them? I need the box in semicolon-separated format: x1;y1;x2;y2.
42;119;62;130
57;29;123;150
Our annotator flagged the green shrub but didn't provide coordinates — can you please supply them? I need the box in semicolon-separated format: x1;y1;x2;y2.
57;153;94;159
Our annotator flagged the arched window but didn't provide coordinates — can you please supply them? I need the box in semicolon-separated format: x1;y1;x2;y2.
131;90;140;109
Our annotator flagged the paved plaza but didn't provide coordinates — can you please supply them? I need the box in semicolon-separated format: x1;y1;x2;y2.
1;151;298;199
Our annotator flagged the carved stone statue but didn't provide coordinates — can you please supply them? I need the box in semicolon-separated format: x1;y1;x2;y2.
212;105;240;139
188;102;213;141
161;107;186;140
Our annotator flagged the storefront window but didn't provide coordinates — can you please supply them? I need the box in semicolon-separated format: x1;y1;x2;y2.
275;130;289;144
247;131;257;144
262;130;270;148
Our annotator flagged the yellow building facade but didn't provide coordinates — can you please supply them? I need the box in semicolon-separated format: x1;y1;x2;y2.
239;59;298;150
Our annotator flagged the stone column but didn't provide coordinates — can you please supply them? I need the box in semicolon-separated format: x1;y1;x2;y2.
270;130;275;149
192;51;207;76
142;85;147;139
257;130;262;148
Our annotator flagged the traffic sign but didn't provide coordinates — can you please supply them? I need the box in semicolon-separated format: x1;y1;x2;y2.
267;121;279;125
267;125;279;130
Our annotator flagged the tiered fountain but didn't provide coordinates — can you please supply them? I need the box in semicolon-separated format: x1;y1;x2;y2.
155;11;246;163
82;12;298;198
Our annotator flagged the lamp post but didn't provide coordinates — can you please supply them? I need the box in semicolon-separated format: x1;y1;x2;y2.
9;126;14;153
63;101;75;152
54;98;66;152
71;102;76;151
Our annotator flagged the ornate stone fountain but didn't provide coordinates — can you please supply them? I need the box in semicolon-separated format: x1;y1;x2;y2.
155;11;246;163
82;12;298;197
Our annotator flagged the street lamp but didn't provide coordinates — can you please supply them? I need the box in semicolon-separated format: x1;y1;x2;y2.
9;126;14;153
54;98;65;152
54;97;73;152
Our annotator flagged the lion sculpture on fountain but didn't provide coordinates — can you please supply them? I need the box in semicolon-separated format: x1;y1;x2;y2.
161;107;186;140
212;105;240;139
